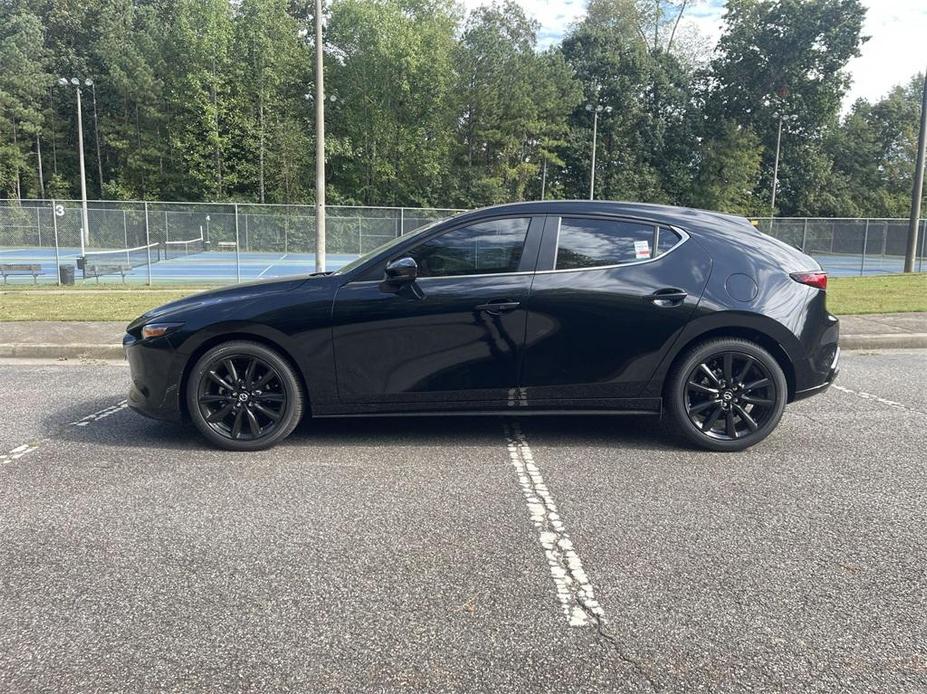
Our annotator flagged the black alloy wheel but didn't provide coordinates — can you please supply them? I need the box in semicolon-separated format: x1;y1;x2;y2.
198;355;286;440
187;341;304;451
667;338;787;452
684;352;776;441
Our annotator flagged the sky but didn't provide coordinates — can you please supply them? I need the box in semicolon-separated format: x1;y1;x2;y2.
468;0;927;109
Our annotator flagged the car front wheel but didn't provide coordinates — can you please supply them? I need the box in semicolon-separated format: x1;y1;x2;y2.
186;340;304;451
666;337;788;452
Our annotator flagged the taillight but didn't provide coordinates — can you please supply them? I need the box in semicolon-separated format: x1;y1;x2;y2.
789;271;828;290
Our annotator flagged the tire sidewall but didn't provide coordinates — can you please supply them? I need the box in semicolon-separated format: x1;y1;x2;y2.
186;341;303;451
668;339;787;452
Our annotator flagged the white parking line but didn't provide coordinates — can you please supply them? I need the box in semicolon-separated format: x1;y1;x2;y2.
70;400;128;426
0;442;41;465
504;421;605;628
832;384;926;416
1;400;129;466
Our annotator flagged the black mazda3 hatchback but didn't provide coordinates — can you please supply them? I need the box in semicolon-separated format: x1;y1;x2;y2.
124;201;839;452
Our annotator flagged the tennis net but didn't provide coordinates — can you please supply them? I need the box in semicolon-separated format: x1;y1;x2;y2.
81;242;161;276
164;235;205;260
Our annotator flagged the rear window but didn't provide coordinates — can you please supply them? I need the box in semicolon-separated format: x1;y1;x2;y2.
555;218;683;270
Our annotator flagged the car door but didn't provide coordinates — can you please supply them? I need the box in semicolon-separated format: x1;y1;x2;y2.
520;214;712;402
331;215;543;409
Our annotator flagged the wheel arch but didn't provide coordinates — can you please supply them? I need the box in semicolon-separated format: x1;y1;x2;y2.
653;314;799;402
178;329;312;420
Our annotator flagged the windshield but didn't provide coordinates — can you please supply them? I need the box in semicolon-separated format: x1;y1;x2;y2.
333;219;444;275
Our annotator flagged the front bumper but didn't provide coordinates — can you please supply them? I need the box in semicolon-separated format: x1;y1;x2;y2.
124;332;184;422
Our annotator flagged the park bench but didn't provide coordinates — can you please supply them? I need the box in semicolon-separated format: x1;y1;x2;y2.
216;241;238;252
0;263;43;285
85;263;131;284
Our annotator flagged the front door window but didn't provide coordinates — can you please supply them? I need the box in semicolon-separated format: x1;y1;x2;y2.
405;218;531;278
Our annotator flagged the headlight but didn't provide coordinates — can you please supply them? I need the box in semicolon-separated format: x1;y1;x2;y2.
141;322;183;340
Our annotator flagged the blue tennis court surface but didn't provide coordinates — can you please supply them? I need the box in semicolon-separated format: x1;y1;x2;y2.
0;247;358;285
0;245;922;285
817;252;923;276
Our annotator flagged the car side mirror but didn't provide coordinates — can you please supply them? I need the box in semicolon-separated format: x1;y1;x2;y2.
385;257;418;284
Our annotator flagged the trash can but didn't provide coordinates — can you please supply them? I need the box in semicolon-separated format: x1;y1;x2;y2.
59;265;75;286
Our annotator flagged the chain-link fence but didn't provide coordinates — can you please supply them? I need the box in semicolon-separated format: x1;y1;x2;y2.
754;217;927;275
0;199;462;285
1;201;924;285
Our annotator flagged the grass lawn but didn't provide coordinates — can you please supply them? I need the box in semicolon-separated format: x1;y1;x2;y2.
827;273;926;315
0;273;924;321
0;287;202;321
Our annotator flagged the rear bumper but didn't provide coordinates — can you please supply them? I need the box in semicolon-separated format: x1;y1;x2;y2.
793;345;840;401
124;333;184;422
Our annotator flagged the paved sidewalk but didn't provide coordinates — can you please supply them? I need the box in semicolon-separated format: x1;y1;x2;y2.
839;312;927;349
0;321;125;359
1;313;925;360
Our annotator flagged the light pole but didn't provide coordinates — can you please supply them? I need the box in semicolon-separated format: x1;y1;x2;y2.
58;77;92;256
769;85;791;216
89;80;104;198
585;101;612;200
771;112;783;214
314;0;326;273
904;69;927;273
299;8;328;273
770;111;799;215
541;158;547;201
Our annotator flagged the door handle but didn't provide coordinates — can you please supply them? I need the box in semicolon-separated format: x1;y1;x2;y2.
645;289;688;307
475;300;521;315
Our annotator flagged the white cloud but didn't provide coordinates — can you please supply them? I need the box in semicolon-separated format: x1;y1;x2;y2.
844;0;927;104
460;0;585;45
464;0;927;106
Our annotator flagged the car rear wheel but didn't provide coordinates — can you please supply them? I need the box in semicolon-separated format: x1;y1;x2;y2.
666;338;787;452
186;341;304;451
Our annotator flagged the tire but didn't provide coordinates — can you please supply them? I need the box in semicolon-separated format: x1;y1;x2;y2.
186;340;305;451
665;337;787;452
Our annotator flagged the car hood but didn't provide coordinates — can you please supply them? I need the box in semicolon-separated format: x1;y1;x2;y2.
126;273;328;332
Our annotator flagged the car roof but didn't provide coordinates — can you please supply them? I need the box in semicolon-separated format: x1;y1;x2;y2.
455;200;753;234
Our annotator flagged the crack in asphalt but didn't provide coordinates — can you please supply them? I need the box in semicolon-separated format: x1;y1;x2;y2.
504;420;661;690
584;609;662;692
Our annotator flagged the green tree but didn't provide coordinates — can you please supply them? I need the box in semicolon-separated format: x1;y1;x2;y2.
159;0;236;200
826;74;927;217
326;0;459;206
0;5;49;199
704;0;866;214
231;0;310;203
557;0;696;203
453;1;580;205
92;0;165;198
693;121;762;214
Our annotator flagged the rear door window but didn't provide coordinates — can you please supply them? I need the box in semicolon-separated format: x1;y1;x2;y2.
555;218;682;270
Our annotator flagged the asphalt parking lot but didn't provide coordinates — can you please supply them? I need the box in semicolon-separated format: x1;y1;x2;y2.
1;349;925;692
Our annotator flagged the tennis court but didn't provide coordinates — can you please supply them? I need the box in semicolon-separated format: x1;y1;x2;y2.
814;251;924;275
1;200;925;286
0;245;357;285
1;242;920;286
0;199;467;285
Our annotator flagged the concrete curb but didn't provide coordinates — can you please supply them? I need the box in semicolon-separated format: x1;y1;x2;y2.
839;333;927;350
1;335;926;361
0;343;124;360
